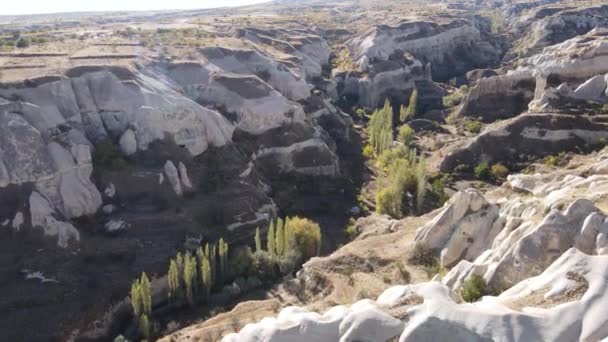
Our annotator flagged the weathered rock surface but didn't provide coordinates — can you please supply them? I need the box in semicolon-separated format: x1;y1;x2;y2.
347;18;502;81
510;4;608;56
439;113;608;173
458;73;536;121
222;249;608;342
333;52;428;109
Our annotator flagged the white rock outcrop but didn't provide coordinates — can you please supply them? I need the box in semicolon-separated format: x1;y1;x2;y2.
415;189;501;267
29;191;80;248
223;249;608;342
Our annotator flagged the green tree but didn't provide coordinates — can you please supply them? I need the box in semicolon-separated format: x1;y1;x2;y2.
209;244;217;286
406;89;418;119
183;253;196;306
140;272;152;315
130;279;142;317
255;227;262;252
276;219;285;257
368;100;394;155
201;252;212;300
284;217;293;249
267;220;276;256
219;238;229;284
168;259;180;302
399;104;408;123
139;314;150;340
398;124;414;146
288;216;322;260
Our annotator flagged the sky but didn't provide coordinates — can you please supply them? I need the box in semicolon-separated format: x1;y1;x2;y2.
0;0;270;16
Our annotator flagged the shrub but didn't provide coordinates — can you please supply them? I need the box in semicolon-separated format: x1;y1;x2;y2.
227;246;253;281
355;108;367;119
442;92;464;108
599;137;607;147
93;138;127;170
289;216;322;259
344;218;359;240
543;155;558;166
474;162;491;180
491;163;509;179
445;112;459;125
400;90;417;122
362;144;374;159
277;248;302;275
431;173;451;205
460;274;486;302
464;120;482;134
602;104;608;113
376;146;407;170
407;242;437;267
376;187;402;218
375;148;426;218
398;124;415;146
16;37;29;48
250;251;279;283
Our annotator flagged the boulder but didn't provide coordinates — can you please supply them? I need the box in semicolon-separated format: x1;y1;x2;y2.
415;189;501;267
29;191;80;248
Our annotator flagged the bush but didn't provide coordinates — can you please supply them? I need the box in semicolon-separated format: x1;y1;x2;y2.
474;162;491;180
460;274;486;302
344;218;359;240
376;187;402;218
227;246;253;281
277;248;302;275
464;120;482;134
398;124;415;146
16;37;29;48
543;155;558;166
250;251;279;283
408;242;437;267
442;92;464;108
362;144;374;159
491;163;509;179
93;138;127;170
289;216;322;259
376;146;407;170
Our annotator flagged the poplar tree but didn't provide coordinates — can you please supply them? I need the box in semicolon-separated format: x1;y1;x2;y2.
168;259;179;302
201;254;212;300
368;100;393;155
255;227;262;252
209;244;217;286
267;220;276;256
218;238;228;284
139;314;150;340
276;219;285;257
140;272;152;315
183;253;196;306
406;90;418;119
284;217;293;249
130;279;142;316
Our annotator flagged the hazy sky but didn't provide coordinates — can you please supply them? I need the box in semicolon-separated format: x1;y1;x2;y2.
1;0;270;15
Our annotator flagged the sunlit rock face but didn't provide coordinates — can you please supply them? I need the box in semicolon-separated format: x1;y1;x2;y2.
347;18;502;82
222;249;608;342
